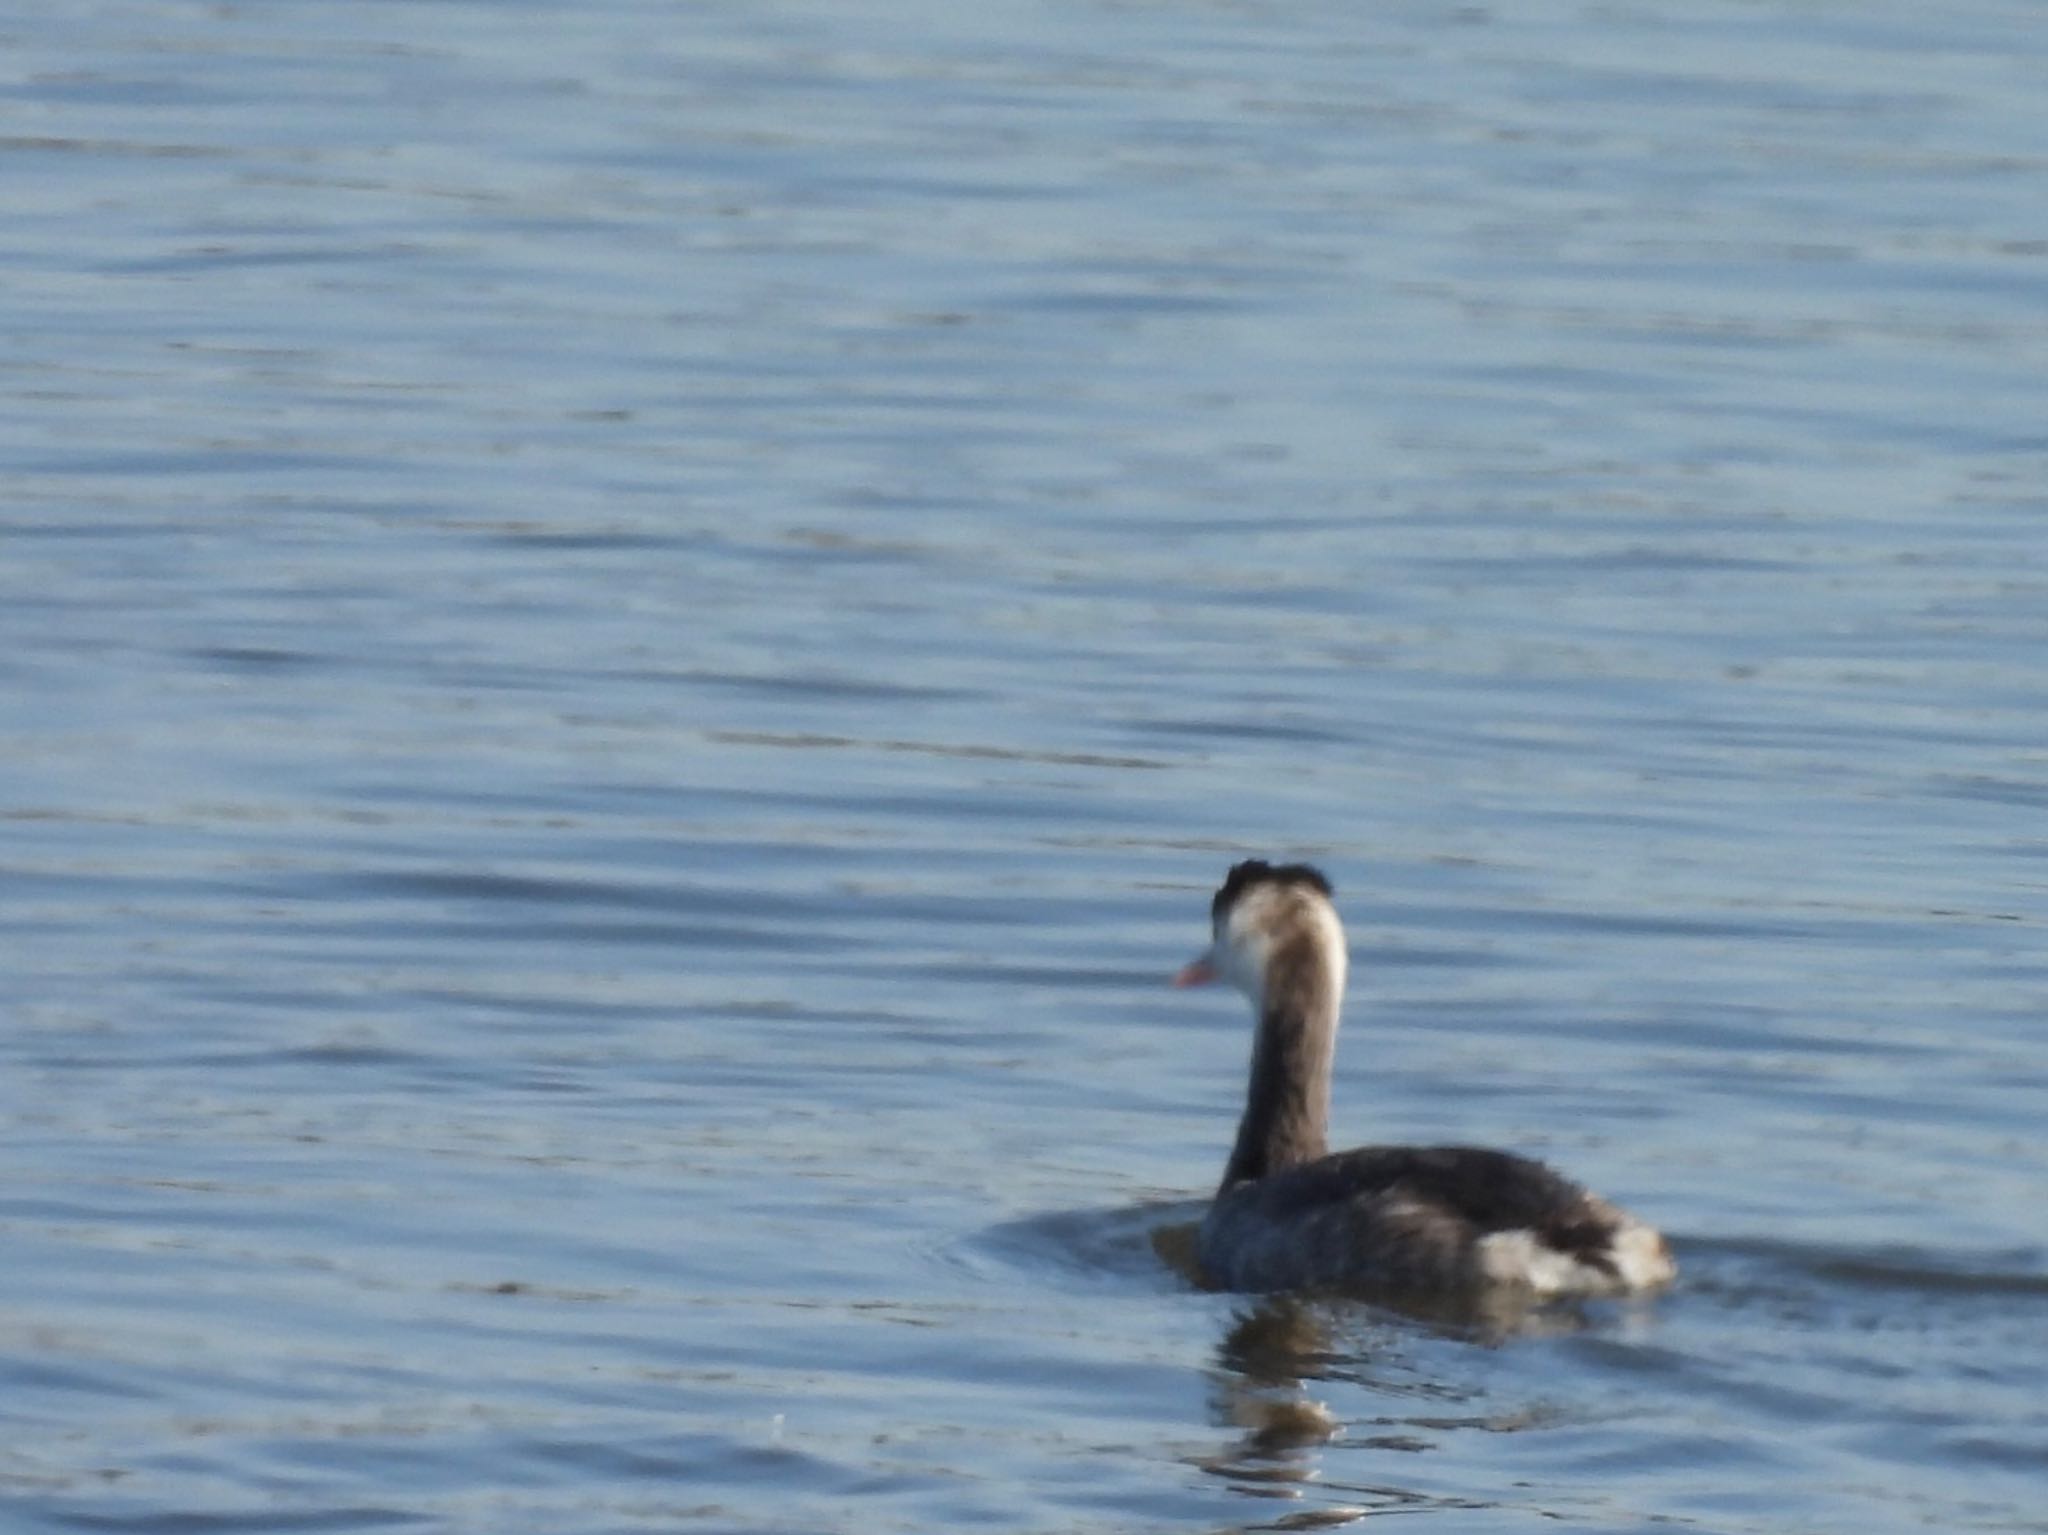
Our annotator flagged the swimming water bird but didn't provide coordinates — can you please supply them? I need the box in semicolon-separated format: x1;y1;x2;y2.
1177;860;1674;1299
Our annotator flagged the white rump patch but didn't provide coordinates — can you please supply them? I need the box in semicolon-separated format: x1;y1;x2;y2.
1477;1221;1675;1297
1476;1230;1590;1295
1607;1221;1678;1291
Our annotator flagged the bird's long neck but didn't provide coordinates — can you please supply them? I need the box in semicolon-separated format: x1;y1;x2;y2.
1219;929;1342;1191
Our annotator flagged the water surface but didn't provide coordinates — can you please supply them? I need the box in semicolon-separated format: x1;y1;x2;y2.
4;2;2047;1531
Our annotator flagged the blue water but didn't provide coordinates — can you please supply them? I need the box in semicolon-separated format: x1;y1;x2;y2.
5;2;2047;1530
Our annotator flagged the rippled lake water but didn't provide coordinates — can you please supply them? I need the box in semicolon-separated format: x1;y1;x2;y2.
5;2;2048;1530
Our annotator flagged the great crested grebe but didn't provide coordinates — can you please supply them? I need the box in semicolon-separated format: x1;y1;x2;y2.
1175;860;1674;1298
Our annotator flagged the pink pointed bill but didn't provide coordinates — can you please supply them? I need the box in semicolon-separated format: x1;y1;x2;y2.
1172;957;1217;987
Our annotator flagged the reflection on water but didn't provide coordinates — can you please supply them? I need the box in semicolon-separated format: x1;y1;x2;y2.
1198;1295;1556;1525
1203;1297;1345;1494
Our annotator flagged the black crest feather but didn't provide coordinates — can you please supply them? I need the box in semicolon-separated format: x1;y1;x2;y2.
1211;859;1334;922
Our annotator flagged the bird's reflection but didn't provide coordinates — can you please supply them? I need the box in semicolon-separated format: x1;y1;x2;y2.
1205;1294;1345;1463
1184;1234;1604;1525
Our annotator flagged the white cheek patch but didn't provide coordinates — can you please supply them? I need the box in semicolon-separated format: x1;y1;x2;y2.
1220;897;1275;994
1222;886;1348;1001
